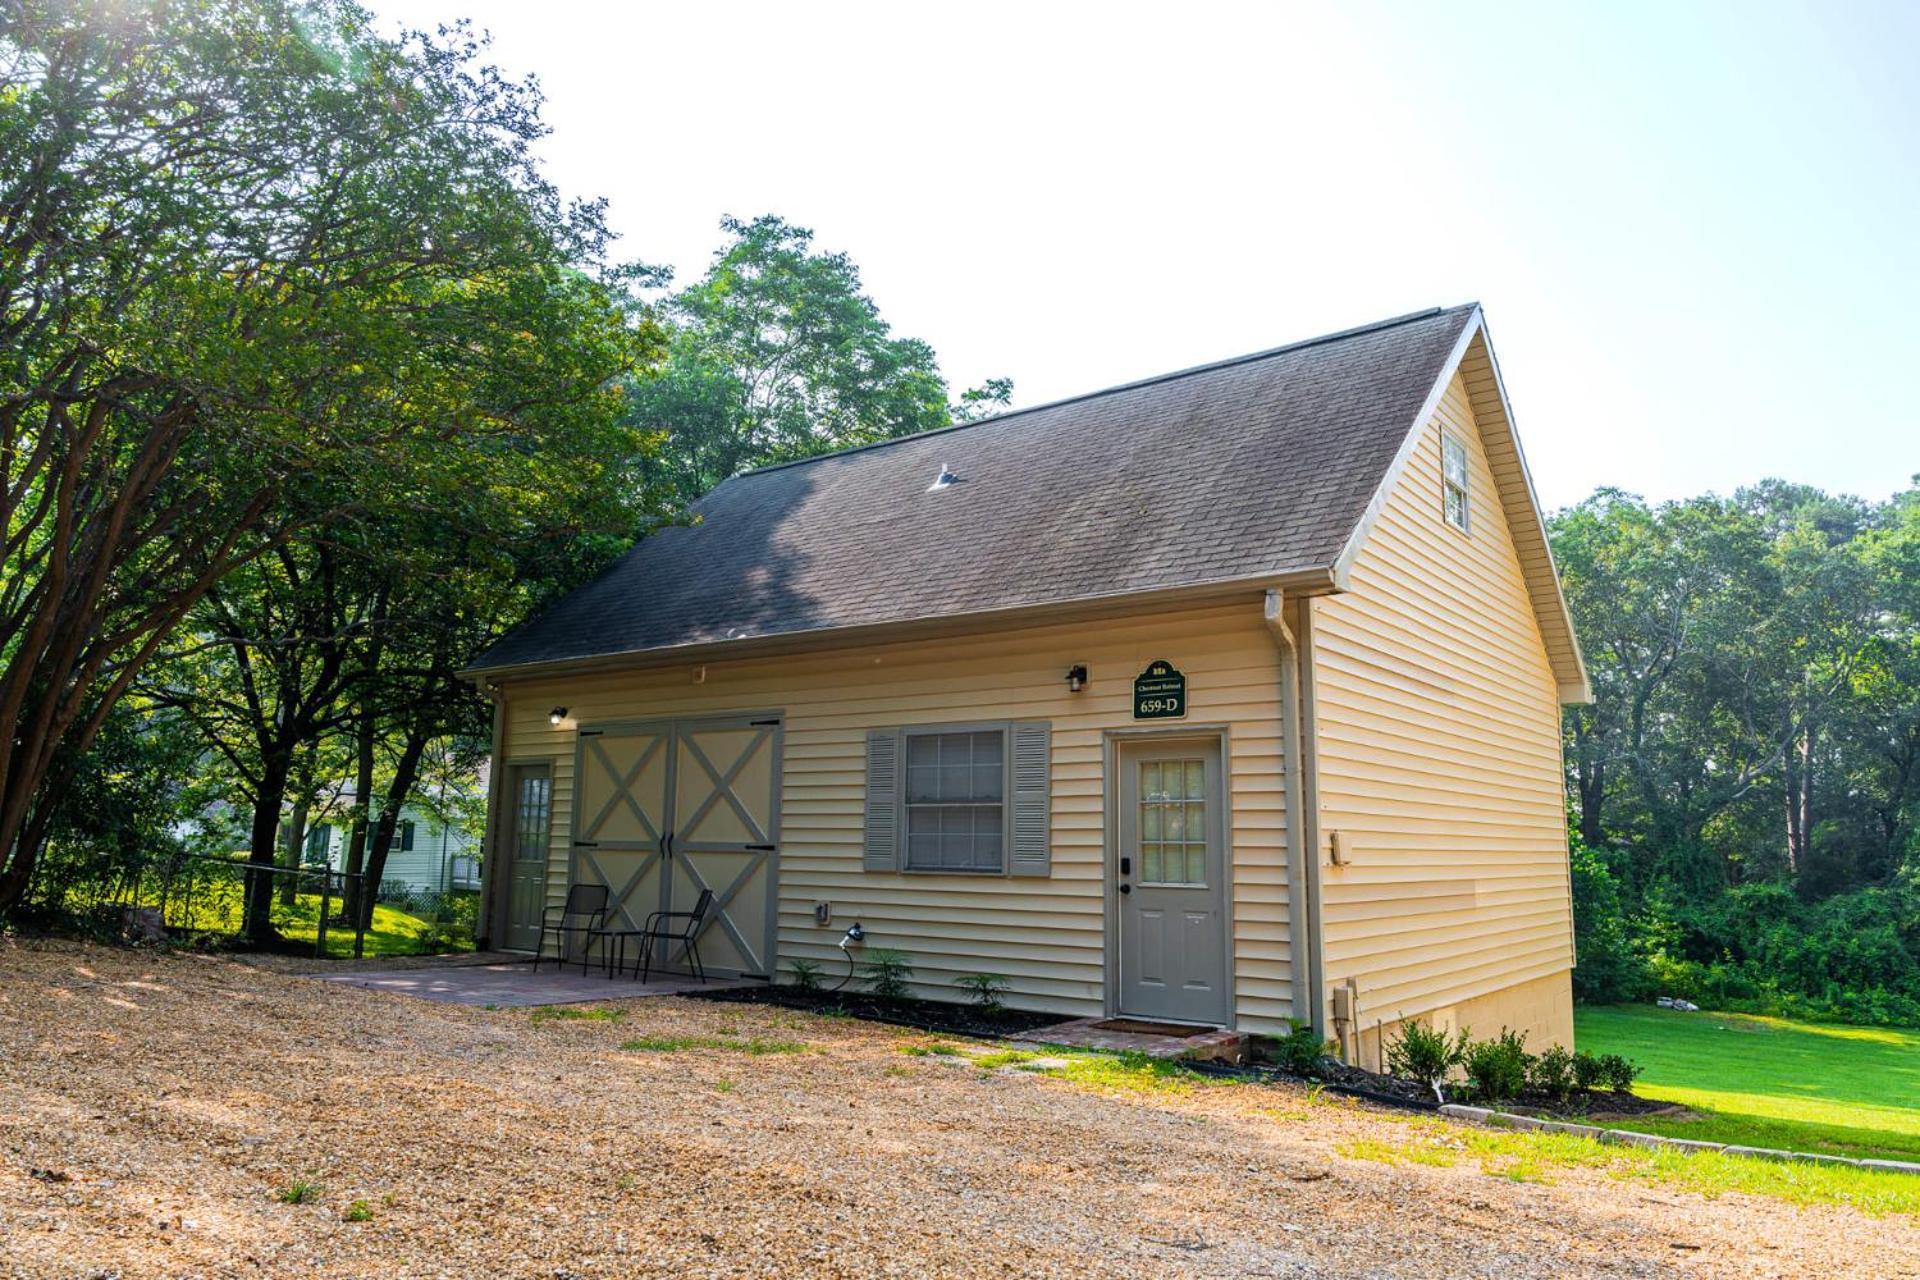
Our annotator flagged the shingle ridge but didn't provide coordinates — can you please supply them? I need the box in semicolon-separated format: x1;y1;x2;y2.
734;304;1475;480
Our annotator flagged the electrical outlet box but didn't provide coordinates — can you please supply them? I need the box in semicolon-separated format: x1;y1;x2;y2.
813;901;832;926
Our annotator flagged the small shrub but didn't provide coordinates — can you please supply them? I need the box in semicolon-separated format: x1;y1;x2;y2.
1268;1019;1333;1077
787;958;823;992
342;1199;372;1223
1595;1052;1641;1093
1384;1018;1469;1101
1529;1044;1575;1102
277;1180;322;1205
1571;1050;1607;1092
860;948;914;999
1462;1028;1532;1103
955;972;1012;1011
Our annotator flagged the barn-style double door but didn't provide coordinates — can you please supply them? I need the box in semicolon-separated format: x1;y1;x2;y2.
570;714;781;979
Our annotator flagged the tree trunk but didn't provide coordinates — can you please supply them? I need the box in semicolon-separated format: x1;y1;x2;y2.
243;753;293;944
1578;759;1606;848
1567;712;1606;848
358;729;430;931
1783;722;1814;878
280;792;308;909
280;746;319;908
341;709;377;923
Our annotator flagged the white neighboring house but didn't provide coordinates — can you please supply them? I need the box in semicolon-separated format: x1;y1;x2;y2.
303;767;486;898
304;806;481;897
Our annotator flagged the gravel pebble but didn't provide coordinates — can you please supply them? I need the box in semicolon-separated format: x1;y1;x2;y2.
1;939;1910;1278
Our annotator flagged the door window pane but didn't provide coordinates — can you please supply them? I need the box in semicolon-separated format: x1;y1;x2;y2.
1137;757;1207;886
516;774;551;862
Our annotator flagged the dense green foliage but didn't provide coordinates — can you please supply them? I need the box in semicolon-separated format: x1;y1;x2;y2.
3;6;1000;945
1557;484;1920;1023
1576;1004;1920;1163
0;0;655;920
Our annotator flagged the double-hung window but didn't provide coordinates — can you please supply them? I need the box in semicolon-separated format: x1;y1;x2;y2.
1441;432;1470;533
904;728;1005;873
863;721;1052;877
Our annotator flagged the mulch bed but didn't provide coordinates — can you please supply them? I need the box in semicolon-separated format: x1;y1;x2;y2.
1308;1058;1683;1120
1189;1054;1679;1119
683;984;1065;1039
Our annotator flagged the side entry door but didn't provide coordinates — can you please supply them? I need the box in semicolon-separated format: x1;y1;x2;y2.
1115;737;1229;1025
503;764;552;952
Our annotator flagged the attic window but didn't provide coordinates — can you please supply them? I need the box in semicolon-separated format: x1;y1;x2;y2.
1441;433;1470;533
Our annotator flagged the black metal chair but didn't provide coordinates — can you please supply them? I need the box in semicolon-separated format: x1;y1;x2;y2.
534;883;609;974
636;888;715;983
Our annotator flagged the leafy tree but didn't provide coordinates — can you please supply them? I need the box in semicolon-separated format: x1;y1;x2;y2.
1555;480;1920;1021
629;214;1010;508
0;1;654;912
1553;491;1780;882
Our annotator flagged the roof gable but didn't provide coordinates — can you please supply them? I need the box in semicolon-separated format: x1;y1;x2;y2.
1331;310;1589;703
471;305;1551;676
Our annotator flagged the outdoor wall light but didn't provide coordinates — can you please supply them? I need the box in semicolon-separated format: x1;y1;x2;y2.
1065;664;1088;693
549;707;568;727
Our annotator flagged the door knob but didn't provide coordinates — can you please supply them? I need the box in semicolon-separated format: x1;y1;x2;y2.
1118;883;1132;895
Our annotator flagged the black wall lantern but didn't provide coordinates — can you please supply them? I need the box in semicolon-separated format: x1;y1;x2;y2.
1065;664;1088;694
549;706;568;727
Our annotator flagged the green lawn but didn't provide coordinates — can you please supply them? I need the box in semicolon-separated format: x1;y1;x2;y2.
1576;1004;1920;1164
154;878;465;958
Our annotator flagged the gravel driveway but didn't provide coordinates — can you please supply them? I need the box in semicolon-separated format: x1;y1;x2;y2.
1;939;1912;1278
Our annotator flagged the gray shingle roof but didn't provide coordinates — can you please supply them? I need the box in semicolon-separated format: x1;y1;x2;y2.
471;305;1479;673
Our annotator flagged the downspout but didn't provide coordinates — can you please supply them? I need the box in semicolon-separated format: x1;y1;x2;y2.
475;684;508;950
1264;589;1322;1037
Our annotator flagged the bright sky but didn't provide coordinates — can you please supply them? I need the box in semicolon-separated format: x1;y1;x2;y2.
376;0;1918;511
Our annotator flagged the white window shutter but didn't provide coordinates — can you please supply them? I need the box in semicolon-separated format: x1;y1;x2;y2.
1008;721;1051;876
863;729;901;872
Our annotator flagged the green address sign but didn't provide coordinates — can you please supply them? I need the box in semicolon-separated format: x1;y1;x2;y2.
1132;659;1187;720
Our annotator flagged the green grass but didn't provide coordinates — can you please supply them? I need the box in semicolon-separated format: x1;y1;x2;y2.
528;1005;626;1024
618;1034;806;1055
895;1038;1222;1094
1576;1004;1920;1163
969;1049;1042;1070
276;1179;323;1205
1334;1117;1920;1215
145;876;463;958
1032;1048;1227;1095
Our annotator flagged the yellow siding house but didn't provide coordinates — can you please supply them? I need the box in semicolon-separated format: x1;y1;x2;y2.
464;304;1589;1054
